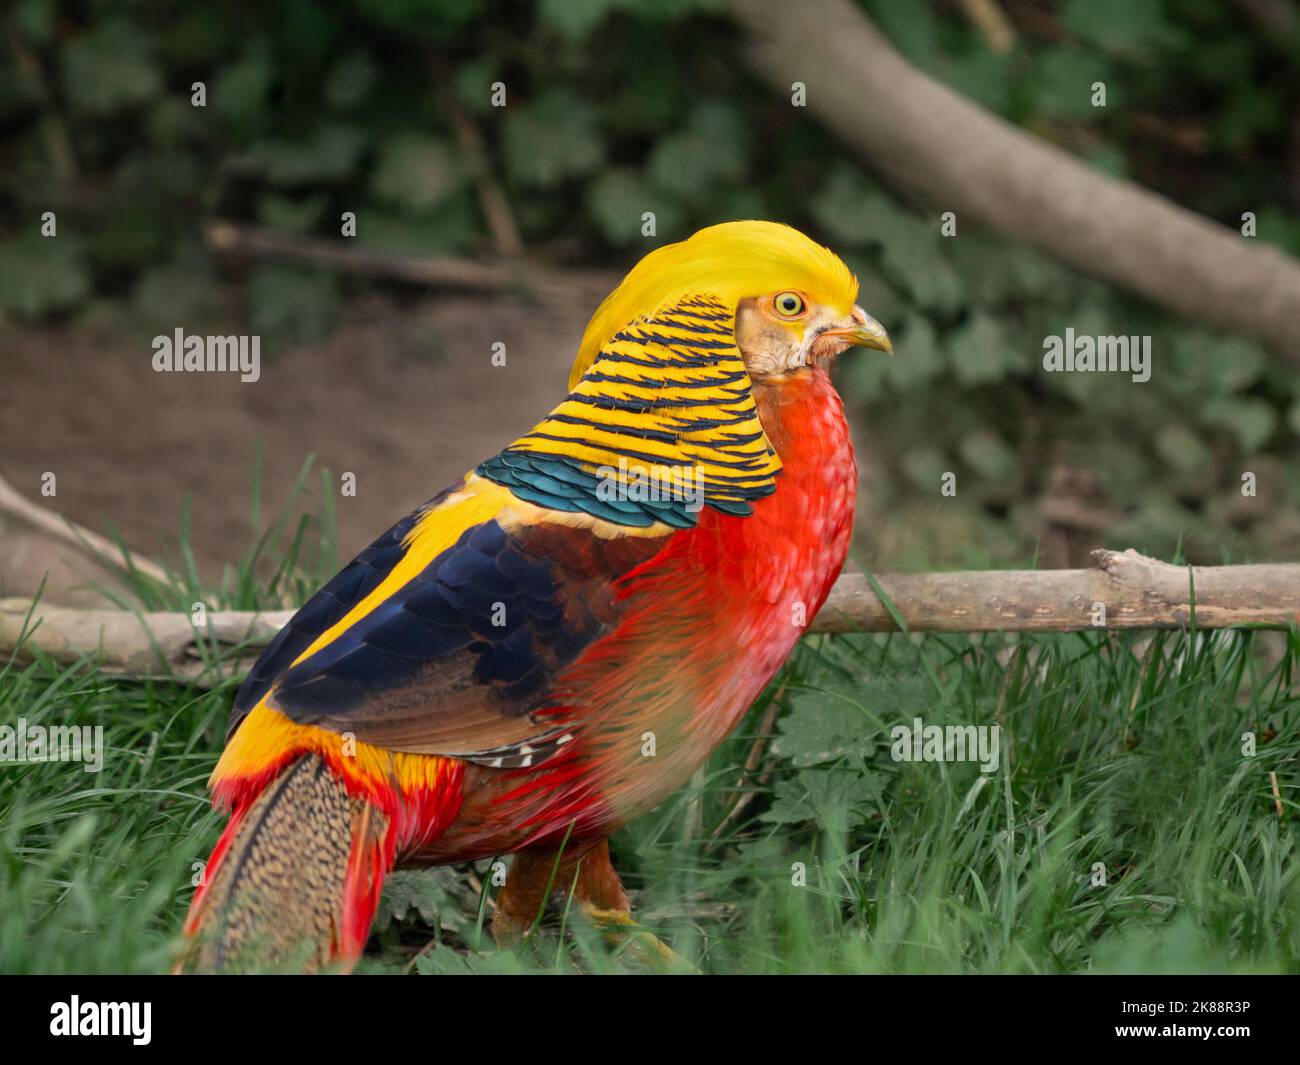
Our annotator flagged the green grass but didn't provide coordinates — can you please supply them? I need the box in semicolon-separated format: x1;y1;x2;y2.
1;493;1297;973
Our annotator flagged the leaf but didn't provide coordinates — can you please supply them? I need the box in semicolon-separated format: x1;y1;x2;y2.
1035;45;1110;119
538;0;630;41
415;948;527;975
1062;0;1184;61
959;430;1018;480
772;692;874;767
1166;331;1266;396
324;53;377;110
808;165;887;246
1200;398;1277;452
131;260;224;331
811;166;965;312
363;0;483;42
356;198;479;255
901;446;950;492
246;264;339;347
503;91;604;188
86;194;171;272
0;235;90;318
950;238;1072;304
14;0;56;44
940;48;1011;114
947;314;1016;387
374;868;478;936
647;100;749;200
813;175;966;312
243;125;365;187
375;869;446;930
61;20;162;115
587;168;667;244
761;769;878;832
867;0;939;65
453;57;500;116
370;135;460;213
257;193;327;234
1154;424;1211;474
212;49;274;130
885;237;964;313
878;314;943;393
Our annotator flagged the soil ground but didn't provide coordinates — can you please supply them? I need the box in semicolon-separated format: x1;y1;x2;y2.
2;289;597;591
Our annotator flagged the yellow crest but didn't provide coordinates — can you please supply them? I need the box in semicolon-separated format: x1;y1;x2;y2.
569;220;859;389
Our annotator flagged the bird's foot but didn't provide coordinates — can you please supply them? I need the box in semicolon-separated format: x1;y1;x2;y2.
492;840;696;970
578;903;694;971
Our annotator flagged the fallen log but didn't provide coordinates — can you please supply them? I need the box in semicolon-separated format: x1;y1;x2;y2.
1;551;1294;686
818;549;1300;633
203;220;614;303
0;472;170;609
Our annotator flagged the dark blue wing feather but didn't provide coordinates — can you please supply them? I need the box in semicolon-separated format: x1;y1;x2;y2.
230;489;671;760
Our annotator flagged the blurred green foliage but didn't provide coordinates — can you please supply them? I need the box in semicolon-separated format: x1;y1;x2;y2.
2;0;1299;566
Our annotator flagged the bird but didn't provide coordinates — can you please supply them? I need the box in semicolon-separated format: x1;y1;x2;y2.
177;220;891;972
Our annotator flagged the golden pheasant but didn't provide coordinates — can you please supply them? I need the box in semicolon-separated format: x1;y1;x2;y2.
179;220;891;971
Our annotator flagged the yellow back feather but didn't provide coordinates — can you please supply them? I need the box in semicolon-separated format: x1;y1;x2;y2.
569;220;858;389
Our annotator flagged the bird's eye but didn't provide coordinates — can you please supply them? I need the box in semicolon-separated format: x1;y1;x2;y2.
773;291;805;317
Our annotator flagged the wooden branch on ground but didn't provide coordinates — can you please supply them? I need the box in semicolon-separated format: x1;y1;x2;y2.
728;0;1300;365
0;473;170;608
817;550;1299;633
2;551;1294;686
203;221;613;302
0;599;294;685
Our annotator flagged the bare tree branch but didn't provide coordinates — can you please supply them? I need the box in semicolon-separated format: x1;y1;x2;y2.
433;64;525;258
0;473;169;607
3;552;1294;686
203;221;613;303
957;0;1017;53
729;0;1300;365
0;597;290;684
817;550;1300;633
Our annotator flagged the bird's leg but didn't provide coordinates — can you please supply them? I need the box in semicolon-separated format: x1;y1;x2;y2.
492;840;689;968
570;840;688;968
490;843;592;947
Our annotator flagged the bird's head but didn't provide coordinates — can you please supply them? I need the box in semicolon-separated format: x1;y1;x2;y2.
569;220;891;389
503;222;885;515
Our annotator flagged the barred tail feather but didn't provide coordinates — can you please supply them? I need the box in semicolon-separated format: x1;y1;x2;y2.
177;754;392;973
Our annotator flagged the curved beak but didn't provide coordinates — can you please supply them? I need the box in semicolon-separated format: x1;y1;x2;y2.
822;305;892;355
